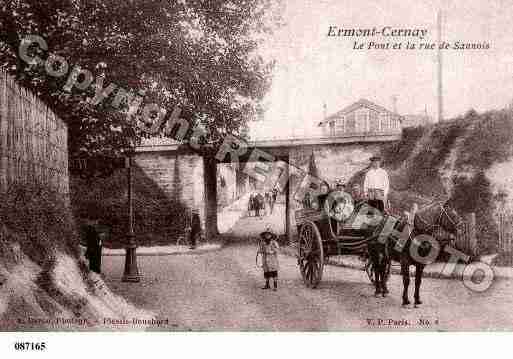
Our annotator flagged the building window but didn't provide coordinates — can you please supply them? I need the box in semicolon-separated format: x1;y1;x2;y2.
329;121;335;136
369;110;379;132
356;110;367;132
346;112;356;133
383;114;390;130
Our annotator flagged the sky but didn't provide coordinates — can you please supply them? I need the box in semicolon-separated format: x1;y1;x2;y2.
249;0;513;139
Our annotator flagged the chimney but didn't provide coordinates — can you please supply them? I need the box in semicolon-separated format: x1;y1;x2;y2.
323;102;327;121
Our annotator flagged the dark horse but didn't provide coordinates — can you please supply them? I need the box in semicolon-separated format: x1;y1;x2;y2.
368;201;462;306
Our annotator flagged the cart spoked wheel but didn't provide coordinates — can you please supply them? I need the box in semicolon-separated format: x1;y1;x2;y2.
298;221;324;288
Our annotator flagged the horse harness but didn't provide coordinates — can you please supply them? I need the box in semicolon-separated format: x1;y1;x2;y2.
413;201;461;240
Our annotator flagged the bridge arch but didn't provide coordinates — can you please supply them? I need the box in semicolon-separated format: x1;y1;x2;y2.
135;133;401;242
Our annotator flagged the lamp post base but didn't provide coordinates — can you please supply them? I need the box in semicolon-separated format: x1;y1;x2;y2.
122;243;141;283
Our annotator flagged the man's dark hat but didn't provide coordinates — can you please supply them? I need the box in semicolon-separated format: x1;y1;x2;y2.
370;155;382;162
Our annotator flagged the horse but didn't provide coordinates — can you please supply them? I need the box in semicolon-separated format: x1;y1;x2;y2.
368;200;463;306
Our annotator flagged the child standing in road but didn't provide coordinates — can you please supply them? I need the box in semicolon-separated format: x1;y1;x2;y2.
259;229;280;291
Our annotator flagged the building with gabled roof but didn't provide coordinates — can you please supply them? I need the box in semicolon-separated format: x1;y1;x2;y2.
318;98;402;137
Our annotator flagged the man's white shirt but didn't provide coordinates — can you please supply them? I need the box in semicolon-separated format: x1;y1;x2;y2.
363;167;390;199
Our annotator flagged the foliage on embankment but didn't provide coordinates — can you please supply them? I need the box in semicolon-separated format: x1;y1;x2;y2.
0;184;79;266
381;109;513;254
0;184;153;329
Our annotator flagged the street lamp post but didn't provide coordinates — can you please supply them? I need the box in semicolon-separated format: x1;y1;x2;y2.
122;156;141;282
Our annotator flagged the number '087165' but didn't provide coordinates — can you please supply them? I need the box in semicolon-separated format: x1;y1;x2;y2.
14;342;46;351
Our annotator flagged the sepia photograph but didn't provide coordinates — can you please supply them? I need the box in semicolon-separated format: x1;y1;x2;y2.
0;0;513;349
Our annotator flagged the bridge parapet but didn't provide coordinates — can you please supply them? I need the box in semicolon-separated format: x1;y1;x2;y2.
136;130;402;153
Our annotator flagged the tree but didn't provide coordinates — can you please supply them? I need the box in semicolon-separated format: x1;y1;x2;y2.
0;0;282;176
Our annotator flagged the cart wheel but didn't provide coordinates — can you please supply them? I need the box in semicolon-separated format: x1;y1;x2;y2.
298;221;324;288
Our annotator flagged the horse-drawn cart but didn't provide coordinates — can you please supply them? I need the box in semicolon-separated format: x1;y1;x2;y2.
294;196;396;288
294;189;463;309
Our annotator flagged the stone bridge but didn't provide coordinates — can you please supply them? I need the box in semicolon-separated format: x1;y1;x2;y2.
134;132;402;241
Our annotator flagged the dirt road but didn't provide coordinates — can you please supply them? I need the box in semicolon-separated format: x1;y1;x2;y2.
103;242;513;331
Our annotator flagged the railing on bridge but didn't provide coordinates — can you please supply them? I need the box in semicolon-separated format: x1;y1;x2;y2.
323;127;402;138
138;128;403;149
253;128;402;142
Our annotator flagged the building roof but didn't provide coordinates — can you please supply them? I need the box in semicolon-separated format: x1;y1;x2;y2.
319;98;401;126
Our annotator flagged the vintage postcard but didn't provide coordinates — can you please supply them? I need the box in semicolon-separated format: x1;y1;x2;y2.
0;0;513;345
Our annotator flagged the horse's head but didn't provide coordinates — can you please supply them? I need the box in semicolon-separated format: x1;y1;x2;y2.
439;201;463;235
413;201;462;246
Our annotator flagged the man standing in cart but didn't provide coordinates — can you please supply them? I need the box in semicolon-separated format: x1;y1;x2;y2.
363;156;390;213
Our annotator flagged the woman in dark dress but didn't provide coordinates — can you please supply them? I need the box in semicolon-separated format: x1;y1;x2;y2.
190;209;201;249
85;219;102;274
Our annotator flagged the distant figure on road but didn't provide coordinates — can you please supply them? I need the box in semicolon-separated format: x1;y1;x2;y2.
259;229;279;291
255;193;265;217
248;194;254;217
264;191;271;214
270;188;278;214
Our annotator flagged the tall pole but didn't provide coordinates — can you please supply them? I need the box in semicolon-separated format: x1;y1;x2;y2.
284;156;291;244
437;9;444;122
122;156;141;282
